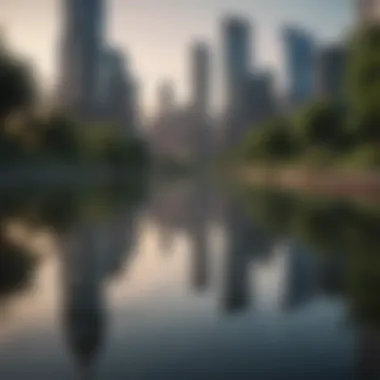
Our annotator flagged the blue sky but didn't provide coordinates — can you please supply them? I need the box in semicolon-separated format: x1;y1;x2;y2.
0;0;354;114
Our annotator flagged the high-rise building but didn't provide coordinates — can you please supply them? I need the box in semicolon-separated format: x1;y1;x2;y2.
99;47;138;134
188;41;212;161
190;42;210;116
157;80;176;117
221;16;252;148
317;44;347;101
357;0;380;23
222;16;251;113
283;27;316;109
59;0;105;120
246;70;277;126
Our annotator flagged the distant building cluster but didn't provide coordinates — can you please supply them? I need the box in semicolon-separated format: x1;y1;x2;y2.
57;0;361;157
149;14;350;158
58;0;138;136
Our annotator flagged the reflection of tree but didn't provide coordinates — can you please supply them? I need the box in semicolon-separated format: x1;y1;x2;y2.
0;227;37;298
355;327;380;380
0;179;147;378
243;188;380;326
243;188;295;238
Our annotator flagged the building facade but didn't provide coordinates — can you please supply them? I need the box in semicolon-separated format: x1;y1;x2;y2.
59;0;105;120
317;44;347;101
190;42;210;116
222;17;251;114
283;27;316;109
98;47;138;135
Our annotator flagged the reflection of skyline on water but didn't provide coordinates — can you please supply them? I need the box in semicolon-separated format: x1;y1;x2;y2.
0;181;380;379
58;202;141;379
147;180;346;316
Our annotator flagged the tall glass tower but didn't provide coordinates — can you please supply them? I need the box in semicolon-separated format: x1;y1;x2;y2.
283;27;315;109
190;42;210;116
59;0;105;119
222;17;251;114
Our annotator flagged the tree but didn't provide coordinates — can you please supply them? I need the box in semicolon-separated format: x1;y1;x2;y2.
242;117;297;161
347;23;380;144
40;114;81;162
294;101;347;150
0;49;35;122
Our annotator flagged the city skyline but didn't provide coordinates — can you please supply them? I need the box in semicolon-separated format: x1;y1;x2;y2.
0;0;354;116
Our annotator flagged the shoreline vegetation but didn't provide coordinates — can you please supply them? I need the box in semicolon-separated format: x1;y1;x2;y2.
0;37;149;174
229;23;380;189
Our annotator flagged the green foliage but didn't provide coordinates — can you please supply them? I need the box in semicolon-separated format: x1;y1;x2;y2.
0;44;150;169
102;136;149;167
235;25;379;170
347;23;380;117
0;48;35;121
242;117;297;161
39;114;82;162
294;102;347;150
342;144;380;169
347;23;380;145
243;188;380;325
0;231;37;297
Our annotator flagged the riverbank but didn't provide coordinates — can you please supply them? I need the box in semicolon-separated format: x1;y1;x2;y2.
235;166;380;203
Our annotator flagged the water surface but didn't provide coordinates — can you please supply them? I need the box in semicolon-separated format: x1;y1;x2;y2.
0;179;379;379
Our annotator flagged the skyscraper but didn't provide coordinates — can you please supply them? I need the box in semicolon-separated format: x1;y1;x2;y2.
99;47;138;134
157;80;176;117
59;0;105;120
190;42;210;116
283;27;316;109
221;16;252;148
246;70;277;126
222;16;251;113
317;44;347;101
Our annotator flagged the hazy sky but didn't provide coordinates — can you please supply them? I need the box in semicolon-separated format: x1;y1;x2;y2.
0;0;354;115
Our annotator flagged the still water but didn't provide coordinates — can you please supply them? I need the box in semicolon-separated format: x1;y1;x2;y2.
0;178;379;379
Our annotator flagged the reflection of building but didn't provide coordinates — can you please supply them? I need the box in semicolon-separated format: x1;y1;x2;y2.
317;256;342;296
221;203;252;313
59;0;105;120
283;27;315;109
61;225;106;379
188;221;209;292
283;242;318;310
317;44;347;102
187;182;210;292
105;211;138;278
59;207;138;378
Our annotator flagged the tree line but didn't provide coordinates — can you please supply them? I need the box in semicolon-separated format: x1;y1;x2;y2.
0;38;149;169
237;23;380;170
